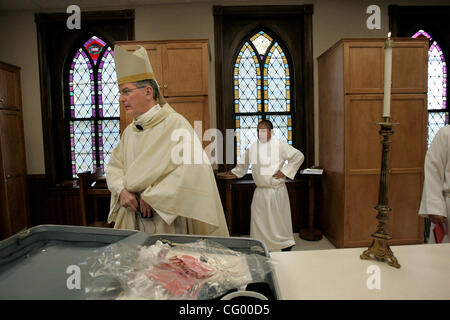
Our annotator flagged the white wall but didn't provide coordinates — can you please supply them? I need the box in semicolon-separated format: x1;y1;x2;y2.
0;0;448;174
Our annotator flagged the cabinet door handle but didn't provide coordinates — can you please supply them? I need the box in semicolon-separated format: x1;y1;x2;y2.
6;174;11;179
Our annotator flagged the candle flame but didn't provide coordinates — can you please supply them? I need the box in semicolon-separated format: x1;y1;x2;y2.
388;32;391;38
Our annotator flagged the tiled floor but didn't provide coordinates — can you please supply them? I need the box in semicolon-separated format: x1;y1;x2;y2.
240;233;336;251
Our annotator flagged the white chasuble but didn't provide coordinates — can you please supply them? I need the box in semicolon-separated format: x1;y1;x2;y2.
419;125;450;243
232;138;304;251
106;103;229;237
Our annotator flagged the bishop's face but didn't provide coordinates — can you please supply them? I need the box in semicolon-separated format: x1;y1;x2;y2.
257;124;272;143
119;83;154;118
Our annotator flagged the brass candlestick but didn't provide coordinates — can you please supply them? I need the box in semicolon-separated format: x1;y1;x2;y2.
360;116;401;269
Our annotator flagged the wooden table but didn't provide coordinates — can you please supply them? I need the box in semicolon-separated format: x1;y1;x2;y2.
298;172;322;241
271;243;450;299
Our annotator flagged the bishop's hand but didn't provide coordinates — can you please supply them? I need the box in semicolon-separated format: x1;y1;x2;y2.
139;194;154;218
119;189;139;212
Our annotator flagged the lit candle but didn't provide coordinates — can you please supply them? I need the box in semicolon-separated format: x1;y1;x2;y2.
383;32;393;118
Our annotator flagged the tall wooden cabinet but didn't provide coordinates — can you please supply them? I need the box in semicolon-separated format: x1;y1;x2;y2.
0;62;30;240
115;39;210;139
318;38;428;248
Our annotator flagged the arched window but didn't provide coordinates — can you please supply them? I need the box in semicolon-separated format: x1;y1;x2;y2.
68;35;120;178
412;30;448;146
234;31;293;160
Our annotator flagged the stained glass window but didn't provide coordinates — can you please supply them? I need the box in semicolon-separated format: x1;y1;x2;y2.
412;30;448;147
234;31;293;161
83;36;106;65
234;42;261;114
68;36;120;178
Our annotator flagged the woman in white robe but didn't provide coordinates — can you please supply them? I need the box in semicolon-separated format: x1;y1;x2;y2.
419;125;450;243
227;121;304;251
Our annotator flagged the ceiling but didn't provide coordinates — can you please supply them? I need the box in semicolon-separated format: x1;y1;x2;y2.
0;0;236;12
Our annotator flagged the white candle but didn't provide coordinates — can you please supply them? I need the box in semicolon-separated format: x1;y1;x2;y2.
383;32;393;117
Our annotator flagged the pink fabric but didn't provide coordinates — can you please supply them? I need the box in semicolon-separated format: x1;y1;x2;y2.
147;255;214;296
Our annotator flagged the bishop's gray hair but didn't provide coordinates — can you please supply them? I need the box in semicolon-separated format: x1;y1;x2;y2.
133;79;160;101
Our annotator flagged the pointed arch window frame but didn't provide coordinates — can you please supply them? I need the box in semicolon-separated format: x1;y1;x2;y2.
66;35;121;178
233;30;295;160
412;29;448;147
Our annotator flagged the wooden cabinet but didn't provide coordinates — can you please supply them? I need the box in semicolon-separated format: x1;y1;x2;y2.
318;38;428;248
115;39;210;136
0;65;21;111
0;62;30;240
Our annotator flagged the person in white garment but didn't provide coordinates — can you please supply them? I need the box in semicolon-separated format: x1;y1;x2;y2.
419;125;450;243
106;45;229;237
222;120;304;251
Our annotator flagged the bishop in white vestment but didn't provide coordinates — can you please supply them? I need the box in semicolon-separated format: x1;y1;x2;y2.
419;125;450;243
228;121;304;251
106;45;229;237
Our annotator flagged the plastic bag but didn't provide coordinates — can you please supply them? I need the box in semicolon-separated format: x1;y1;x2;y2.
82;239;273;300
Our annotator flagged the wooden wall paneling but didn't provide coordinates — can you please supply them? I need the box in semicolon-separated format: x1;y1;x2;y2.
391;40;428;94
344;41;384;94
0;167;12;237
5;177;28;234
0;65;21;111
346;95;383;171
0;110;27;176
390;172;424;243
286;179;309;232
319;42;345;173
390;94;427;169
57;189;83;226
317;171;345;247
231;181;255;236
119;102;129;135
44;186;81;226
318;40;345;248
166;96;210;146
27;175;59;226
345;174;380;247
163;42;209;96
0;62;30;240
27;175;84;228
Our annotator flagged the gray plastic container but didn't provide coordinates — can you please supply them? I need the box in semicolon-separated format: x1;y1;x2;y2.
0;225;280;300
0;225;148;299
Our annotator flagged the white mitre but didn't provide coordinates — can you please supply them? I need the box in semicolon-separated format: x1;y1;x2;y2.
113;44;166;104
